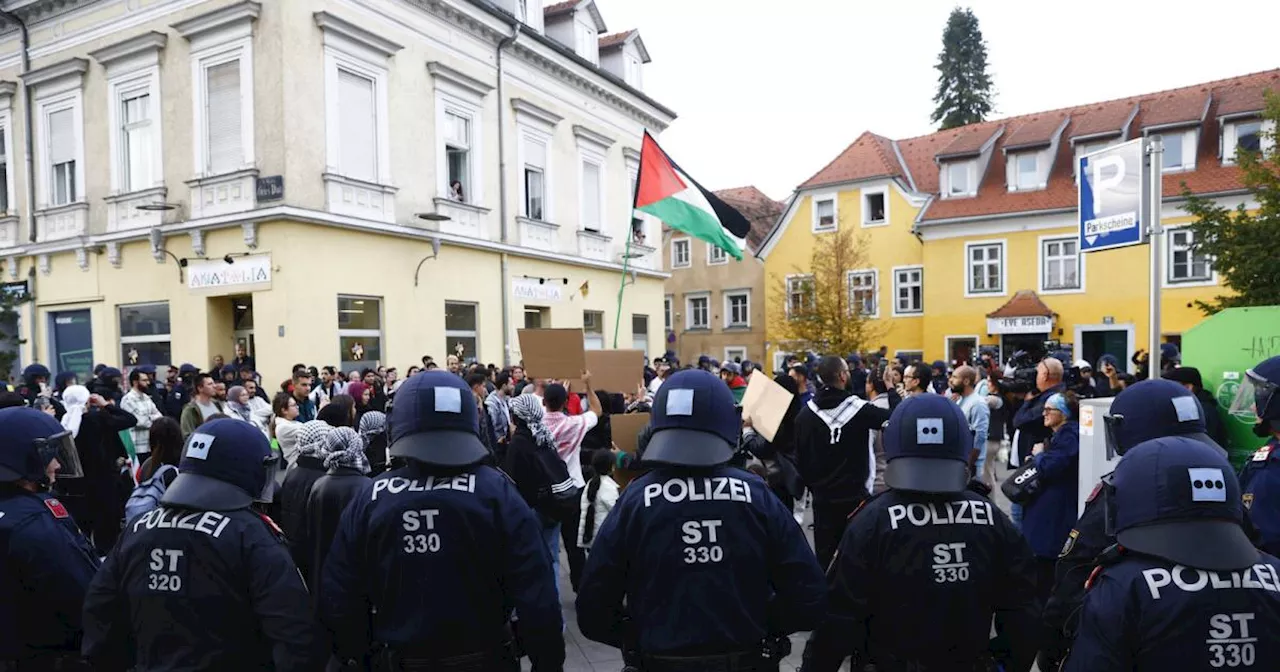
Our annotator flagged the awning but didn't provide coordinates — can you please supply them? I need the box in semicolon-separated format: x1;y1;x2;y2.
986;290;1055;335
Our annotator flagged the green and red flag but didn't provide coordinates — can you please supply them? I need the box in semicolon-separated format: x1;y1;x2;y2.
633;131;752;260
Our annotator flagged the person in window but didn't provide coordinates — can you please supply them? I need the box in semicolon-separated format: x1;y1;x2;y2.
449;179;465;202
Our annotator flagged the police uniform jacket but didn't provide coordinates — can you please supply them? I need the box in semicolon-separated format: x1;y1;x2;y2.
277;455;326;579
575;466;827;655
1064;552;1280;671
302;466;369;605
0;488;100;661
1240;438;1280;558
1042;477;1110;663
805;489;1039;671
319;463;565;667
81;505;325;671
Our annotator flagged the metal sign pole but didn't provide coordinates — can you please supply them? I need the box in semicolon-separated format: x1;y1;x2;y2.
1147;136;1164;378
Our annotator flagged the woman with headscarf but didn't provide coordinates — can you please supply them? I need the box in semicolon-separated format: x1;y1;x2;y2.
278;420;333;581
302;426;372;606
358;410;388;475
346;381;371;419
225;385;254;424
58;384;138;552
503;393;578;594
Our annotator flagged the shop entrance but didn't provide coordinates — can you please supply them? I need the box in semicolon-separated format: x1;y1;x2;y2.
232;295;255;360
1000;333;1050;362
1076;325;1134;371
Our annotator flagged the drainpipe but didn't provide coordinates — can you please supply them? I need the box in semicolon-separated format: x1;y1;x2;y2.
495;22;517;366
0;10;38;360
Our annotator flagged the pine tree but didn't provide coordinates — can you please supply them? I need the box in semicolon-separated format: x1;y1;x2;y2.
931;7;995;130
1181;91;1280;313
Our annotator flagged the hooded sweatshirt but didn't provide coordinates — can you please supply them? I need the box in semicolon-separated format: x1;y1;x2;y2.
792;385;892;506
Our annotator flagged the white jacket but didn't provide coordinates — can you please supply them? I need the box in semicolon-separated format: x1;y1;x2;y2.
578;475;620;549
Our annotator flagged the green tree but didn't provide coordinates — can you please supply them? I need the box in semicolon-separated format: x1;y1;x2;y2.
0;285;28;379
768;223;883;357
931;7;995;130
1181;90;1280;314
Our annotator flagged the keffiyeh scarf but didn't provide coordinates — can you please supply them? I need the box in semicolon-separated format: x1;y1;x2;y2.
296;420;333;460
323;426;371;474
510;393;556;451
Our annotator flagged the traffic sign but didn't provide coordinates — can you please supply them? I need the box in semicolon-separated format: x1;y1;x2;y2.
1078;138;1146;253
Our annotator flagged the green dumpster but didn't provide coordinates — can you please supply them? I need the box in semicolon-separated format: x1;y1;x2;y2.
1182;306;1280;469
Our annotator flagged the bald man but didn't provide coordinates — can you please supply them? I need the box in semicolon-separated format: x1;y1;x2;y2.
1007;357;1066;528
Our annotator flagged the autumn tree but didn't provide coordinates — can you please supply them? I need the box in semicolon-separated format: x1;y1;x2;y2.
931;7;995;130
1182;90;1280;313
769;224;883;357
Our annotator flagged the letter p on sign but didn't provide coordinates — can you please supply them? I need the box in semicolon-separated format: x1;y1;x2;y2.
1091;155;1125;215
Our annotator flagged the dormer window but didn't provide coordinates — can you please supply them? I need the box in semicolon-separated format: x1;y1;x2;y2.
1012;152;1039;191
1074;139;1115;181
1159;129;1197;172
946;160;975;197
1224;119;1268;163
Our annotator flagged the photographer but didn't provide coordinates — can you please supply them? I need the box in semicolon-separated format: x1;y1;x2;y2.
1008;358;1063;529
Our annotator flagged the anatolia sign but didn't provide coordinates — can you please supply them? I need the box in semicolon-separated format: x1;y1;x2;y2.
186;255;272;291
511;277;564;303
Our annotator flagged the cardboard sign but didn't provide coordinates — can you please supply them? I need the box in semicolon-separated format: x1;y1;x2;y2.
584;349;645;394
610;412;650;489
740;371;792;442
517;329;587;380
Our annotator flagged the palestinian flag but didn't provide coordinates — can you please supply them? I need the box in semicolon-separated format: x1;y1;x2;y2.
634;131;752;260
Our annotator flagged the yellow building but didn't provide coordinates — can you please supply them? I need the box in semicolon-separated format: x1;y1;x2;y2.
758;69;1279;373
0;0;675;385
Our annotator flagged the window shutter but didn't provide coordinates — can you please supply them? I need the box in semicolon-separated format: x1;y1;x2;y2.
206;61;243;174
583;162;601;231
524;136;546;169
338;70;377;182
48;108;75;165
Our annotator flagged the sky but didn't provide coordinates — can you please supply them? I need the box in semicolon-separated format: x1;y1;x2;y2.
594;0;1280;201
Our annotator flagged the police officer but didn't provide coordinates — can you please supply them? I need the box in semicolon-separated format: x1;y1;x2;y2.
576;369;826;671
1064;436;1280;670
319;371;564;671
1237;355;1280;557
801;394;1038;672
0;407;97;671
81;418;324;670
1041;378;1228;667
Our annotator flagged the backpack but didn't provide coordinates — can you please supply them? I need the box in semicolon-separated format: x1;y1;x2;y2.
125;464;179;521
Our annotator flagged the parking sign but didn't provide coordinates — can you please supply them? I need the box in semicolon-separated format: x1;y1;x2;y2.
1079;138;1146;253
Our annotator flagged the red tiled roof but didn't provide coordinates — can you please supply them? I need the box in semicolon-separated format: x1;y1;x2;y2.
937;125;1004;159
987;290;1054;318
599;30;634;50
799;131;903;189
1216;77;1273;118
716;186;783;252
1069;103;1138;141
1004;113;1068;151
1140;90;1210;129
543;0;577;17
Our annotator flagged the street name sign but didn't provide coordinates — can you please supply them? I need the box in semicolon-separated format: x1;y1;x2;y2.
1079;138;1146;253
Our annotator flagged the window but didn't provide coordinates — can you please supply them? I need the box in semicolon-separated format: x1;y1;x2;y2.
1042;238;1081;291
813;198;836;231
444;301;479;363
725;290;750;328
862;189;886;225
516;0;527;22
632;315;649;357
119;302;171;368
1074;139;1114;180
966;242;1004;295
1232;120;1263;156
1168;229;1212;283
1158;130;1196;172
581;160;603;232
785;275;814;318
671;239;690;268
336;69;377;182
0;126;8;213
847;270;877;317
708;243;727;265
894;266;923;315
522;134;548;220
725;347;747;363
523;306;547;329
1014;152;1038;190
445;110;472;202
663;295;672;331
583;310;605;349
49;309;93;380
338;296;384;371
119;88;154;192
205;60;244;175
947;160;973;196
47;107;77;205
686;295;709;330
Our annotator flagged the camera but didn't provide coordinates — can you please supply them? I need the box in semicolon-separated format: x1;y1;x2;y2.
999;350;1039;395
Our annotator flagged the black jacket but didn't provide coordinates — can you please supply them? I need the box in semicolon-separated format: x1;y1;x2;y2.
1196;388;1227;446
1011;384;1062;468
278;456;327;579
303;466;369;602
792;386;892;506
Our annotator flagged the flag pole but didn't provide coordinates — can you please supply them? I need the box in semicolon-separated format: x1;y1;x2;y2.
612;231;632;348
